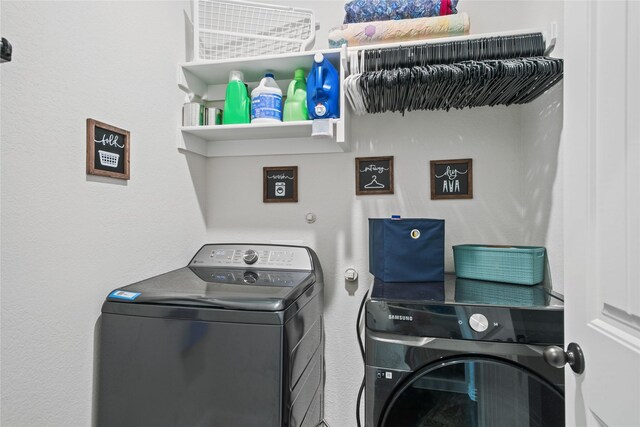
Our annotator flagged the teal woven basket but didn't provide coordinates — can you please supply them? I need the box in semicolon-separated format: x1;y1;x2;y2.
455;278;547;306
453;245;545;286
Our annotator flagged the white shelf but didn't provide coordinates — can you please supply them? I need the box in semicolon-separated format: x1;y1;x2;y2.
179;49;341;88
178;119;347;157
182;120;317;141
177;48;349;158
345;28;551;54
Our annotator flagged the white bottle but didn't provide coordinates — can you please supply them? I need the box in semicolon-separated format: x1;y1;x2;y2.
251;73;283;123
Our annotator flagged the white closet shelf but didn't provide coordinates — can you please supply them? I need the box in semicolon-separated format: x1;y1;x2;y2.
178;119;347;157
176;28;556;158
177;48;348;158
181;120;317;140
179;49;341;88
344;28;555;54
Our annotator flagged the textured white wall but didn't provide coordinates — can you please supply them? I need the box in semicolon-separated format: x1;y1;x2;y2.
0;1;564;426
0;2;207;426
205;106;547;426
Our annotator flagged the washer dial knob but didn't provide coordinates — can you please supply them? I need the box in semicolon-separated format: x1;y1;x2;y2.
243;249;258;265
243;271;259;285
469;313;489;332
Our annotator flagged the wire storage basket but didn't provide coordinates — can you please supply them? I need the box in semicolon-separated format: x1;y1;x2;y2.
194;0;317;61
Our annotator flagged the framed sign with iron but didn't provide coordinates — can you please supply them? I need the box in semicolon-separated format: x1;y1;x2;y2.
86;119;130;180
430;158;472;200
264;166;298;203
356;156;394;195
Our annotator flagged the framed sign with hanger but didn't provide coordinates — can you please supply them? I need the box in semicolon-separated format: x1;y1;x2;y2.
356;156;394;195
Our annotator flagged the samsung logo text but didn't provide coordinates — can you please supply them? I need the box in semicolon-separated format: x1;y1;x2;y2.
389;314;413;321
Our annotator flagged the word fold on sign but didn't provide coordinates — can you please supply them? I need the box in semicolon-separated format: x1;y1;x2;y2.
86;118;130;180
430;159;472;200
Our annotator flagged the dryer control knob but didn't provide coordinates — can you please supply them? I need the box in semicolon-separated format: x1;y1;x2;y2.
243;249;258;265
469;313;489;332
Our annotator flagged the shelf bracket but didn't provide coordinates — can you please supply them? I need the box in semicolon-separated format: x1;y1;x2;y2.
545;21;558;56
177;129;208;157
341;43;349;74
177;65;207;101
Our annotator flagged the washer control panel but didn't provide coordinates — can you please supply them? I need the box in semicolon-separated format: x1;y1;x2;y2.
191;268;308;287
190;244;313;271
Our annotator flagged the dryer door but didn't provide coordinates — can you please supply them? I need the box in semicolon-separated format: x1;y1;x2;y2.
380;357;564;427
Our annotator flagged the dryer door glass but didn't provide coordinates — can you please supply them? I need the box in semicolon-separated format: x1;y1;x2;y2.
380;357;564;427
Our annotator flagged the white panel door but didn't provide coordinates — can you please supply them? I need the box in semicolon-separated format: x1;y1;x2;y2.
564;0;640;425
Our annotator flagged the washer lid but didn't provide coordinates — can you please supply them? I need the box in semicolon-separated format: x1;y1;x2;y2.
104;267;315;312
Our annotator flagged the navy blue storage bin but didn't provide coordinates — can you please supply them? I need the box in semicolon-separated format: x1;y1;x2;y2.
369;218;445;282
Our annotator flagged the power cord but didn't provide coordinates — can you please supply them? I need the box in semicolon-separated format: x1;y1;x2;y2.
320;287;368;427
355;288;370;427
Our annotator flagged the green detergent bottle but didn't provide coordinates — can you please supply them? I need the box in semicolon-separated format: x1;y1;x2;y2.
283;68;308;121
222;70;250;124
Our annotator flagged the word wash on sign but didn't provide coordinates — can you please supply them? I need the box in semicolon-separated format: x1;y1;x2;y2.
268;173;294;180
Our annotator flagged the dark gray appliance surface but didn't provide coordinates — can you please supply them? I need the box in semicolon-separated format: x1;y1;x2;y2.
101;267;316;323
365;275;565;427
96;244;324;427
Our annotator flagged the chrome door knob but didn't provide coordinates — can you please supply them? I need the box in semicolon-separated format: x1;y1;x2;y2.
543;342;585;374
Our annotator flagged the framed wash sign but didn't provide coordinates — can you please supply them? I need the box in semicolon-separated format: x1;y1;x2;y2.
86;118;130;180
356;156;394;195
430;158;473;199
264;166;298;203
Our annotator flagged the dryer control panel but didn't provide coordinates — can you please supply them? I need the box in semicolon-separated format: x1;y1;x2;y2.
190;244;313;271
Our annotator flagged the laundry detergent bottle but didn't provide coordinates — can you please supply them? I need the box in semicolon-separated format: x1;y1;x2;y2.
307;53;340;119
283;68;308;121
251;73;283;123
222;70;250;125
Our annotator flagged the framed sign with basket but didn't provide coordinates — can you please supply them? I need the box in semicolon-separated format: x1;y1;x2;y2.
86;119;130;180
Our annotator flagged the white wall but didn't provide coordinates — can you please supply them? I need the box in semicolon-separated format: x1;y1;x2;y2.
207;106;533;424
0;2;207;426
206;1;565;426
0;1;564;426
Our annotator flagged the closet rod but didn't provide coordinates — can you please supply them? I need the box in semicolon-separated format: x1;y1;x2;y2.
344;27;555;57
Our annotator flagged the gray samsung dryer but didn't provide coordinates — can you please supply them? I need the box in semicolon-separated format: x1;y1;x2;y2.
366;276;564;427
96;244;324;427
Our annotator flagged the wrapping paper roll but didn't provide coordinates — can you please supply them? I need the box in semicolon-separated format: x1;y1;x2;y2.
344;0;458;23
329;13;470;48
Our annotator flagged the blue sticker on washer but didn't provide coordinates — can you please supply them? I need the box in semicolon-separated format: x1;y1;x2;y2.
109;290;141;301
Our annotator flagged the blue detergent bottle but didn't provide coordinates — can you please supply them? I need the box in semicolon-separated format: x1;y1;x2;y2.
307;53;340;119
